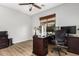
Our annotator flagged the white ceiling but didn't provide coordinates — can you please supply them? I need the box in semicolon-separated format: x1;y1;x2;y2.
0;3;62;15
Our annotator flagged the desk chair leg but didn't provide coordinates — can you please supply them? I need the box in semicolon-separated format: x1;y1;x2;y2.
51;49;61;56
57;47;61;56
58;50;61;56
61;50;67;55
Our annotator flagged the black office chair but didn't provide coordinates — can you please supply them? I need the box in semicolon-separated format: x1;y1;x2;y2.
52;30;68;56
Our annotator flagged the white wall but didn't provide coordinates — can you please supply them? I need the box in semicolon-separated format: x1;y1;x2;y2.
0;6;32;43
1;3;79;43
55;3;79;26
31;3;79;37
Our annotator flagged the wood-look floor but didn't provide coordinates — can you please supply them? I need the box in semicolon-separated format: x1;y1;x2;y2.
0;40;78;56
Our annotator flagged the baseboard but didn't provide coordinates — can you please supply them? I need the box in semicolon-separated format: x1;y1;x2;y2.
13;38;33;44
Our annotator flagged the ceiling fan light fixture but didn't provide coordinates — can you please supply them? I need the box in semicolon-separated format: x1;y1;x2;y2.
41;4;45;6
29;7;32;11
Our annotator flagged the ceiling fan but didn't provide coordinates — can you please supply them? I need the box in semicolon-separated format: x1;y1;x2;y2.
19;3;43;11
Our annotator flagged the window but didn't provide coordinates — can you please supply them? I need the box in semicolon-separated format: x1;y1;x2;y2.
39;14;56;37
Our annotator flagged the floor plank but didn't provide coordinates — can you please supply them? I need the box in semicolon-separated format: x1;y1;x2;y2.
0;40;78;56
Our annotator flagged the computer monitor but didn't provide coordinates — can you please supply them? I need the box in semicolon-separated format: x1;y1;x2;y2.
61;26;76;34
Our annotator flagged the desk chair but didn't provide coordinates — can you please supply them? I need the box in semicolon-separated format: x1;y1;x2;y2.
52;30;68;56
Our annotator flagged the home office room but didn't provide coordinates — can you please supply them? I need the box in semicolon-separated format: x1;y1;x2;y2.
0;0;79;58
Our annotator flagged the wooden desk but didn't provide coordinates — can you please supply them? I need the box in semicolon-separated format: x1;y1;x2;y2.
67;37;79;54
33;35;48;56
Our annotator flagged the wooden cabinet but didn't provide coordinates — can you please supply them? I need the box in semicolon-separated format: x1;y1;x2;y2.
67;37;79;54
33;35;48;56
0;31;12;49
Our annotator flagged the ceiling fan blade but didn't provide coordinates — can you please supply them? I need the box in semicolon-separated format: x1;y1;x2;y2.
19;3;30;5
32;4;41;9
